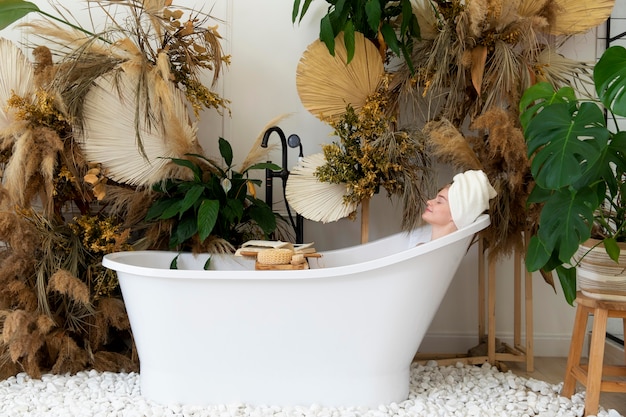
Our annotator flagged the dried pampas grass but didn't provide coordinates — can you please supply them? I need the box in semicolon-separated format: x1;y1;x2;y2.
424;119;482;170
3;127;64;215
5;280;38;311
2;309;55;377
239;114;288;173
49;332;89;375
90;297;130;351
0;211;40;256
470;108;534;256
47;270;91;306
100;186;154;228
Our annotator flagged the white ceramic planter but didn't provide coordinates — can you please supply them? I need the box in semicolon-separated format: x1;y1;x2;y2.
103;215;490;407
576;239;626;301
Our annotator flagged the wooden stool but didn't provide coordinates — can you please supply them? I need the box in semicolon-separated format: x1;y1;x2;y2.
562;292;626;416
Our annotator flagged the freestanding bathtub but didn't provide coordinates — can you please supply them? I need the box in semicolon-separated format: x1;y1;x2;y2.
102;214;489;407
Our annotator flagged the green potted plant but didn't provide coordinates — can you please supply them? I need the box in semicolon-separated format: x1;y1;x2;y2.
520;45;626;305
145;137;281;253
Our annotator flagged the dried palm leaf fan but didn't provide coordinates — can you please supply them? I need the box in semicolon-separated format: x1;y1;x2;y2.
293;32;383;241
548;0;615;35
296;31;384;123
285;153;358;223
0;38;35;132
79;66;200;187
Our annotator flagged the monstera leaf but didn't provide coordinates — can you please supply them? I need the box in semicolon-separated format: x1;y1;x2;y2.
523;85;608;191
595;45;626;117
520;48;626;305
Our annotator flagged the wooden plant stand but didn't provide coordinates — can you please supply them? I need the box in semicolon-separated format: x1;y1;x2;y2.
415;234;534;372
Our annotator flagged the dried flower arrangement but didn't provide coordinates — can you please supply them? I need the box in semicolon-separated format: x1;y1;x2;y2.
0;0;276;379
316;89;432;226
292;29;434;236
292;0;614;260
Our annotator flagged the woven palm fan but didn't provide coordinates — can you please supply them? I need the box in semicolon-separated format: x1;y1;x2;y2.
79;68;199;187
285;152;357;223
296;31;384;123
548;0;615;35
0;38;35;131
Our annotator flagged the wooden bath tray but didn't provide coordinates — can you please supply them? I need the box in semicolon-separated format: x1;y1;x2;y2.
255;261;309;270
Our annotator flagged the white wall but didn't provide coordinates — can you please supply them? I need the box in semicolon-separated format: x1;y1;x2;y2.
6;0;608;357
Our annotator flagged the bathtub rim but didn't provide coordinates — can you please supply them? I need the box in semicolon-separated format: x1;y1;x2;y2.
102;214;489;280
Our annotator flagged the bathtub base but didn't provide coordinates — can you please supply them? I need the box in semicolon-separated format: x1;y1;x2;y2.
139;367;409;407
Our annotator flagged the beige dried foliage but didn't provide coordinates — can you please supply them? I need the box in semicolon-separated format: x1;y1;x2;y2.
2;310;28;345
410;0;439;40
239;114;288;173
470;108;529;191
101;186;153;228
534;46;593;94
32;46;59;93
0;212;40;255
90;297;130;349
424;119;482;170
549;0;615;35
47;270;91;306
23;354;43;379
5;280;38;311
0;348;20;380
21;21;112;58
517;0;551;17
96;297;129;331
92;351;138;373
50;333;88;375
297;32;384;123
0;251;36;282
36;314;57;335
466;0;489;38
4;127;64;215
467;108;534;256
191;234;235;255
3;310;45;378
142;219;174;250
42;329;65;367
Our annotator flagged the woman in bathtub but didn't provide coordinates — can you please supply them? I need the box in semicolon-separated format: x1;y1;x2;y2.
413;170;496;244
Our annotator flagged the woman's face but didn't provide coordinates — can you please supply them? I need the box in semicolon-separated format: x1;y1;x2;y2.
422;185;454;227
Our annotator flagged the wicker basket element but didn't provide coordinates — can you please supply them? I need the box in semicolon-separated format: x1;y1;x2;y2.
257;248;294;265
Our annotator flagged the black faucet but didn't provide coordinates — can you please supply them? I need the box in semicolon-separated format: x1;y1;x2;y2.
261;126;304;243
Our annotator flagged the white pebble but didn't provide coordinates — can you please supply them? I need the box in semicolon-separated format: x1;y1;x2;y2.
0;363;621;417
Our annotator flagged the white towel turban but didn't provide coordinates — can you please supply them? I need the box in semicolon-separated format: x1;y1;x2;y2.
448;170;497;229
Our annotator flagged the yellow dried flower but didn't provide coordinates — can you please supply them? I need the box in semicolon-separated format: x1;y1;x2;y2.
316;89;420;206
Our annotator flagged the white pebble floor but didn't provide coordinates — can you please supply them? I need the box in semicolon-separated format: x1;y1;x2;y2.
0;361;623;417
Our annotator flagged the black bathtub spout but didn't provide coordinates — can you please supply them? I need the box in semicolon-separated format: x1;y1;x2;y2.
261;126;304;243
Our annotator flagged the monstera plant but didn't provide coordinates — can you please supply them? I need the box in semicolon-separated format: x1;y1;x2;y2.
520;45;626;305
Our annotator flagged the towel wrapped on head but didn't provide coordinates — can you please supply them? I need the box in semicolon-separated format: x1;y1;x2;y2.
448;170;497;229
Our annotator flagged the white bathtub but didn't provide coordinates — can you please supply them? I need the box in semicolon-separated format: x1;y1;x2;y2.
102;214;489;407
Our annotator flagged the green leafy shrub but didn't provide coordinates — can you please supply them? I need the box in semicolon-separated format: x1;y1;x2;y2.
146;138;281;250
